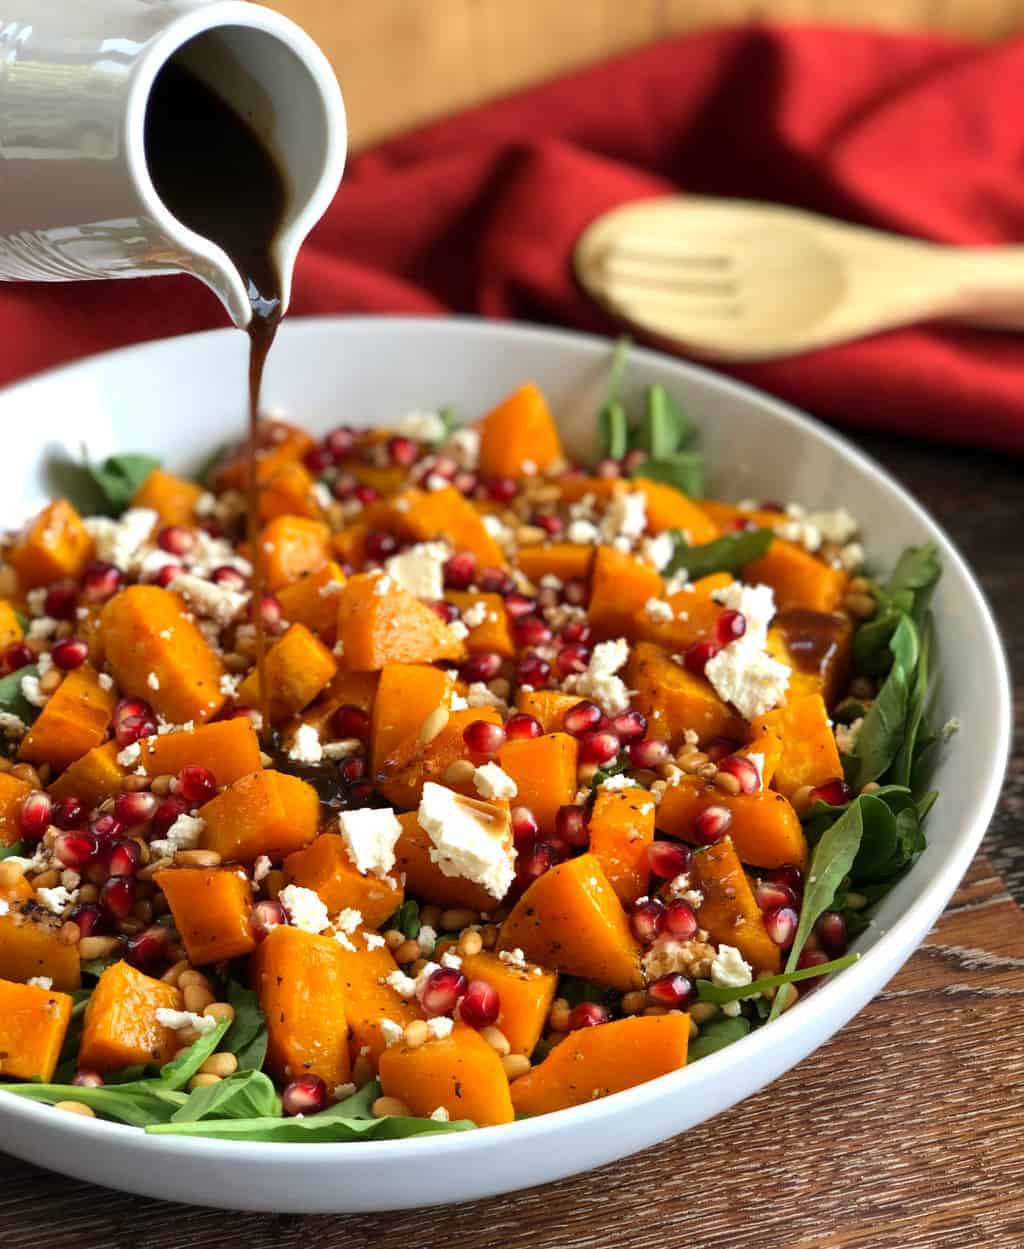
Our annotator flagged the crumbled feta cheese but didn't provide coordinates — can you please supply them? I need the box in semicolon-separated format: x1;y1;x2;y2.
117;741;141;767
426;1016;454;1039
364;932;386;950
449;693;469;712
498;947;527;970
0;900;8;917
396;409;447;443
27;616;59;639
25;975;53;990
386;970;419;999
472;762;518;801
643;937;715;982
168;573;247;626
710;944;755;1017
20;674;48;708
98;673;114;691
806;507;859;545
704;645;790;720
219;672;242;697
380;1019;404;1047
335;908;363;935
465;682;507;710
418;782;515;900
278;884;330;934
338;807;403;877
599;772;635;791
566;519;600;545
429;1106;451;1122
711;582;777;648
0;711;26;738
333;1082;357;1101
322;738;362;760
601;489;647;545
746;752;765;787
839;541;864;572
643;597;674;623
385;540;450;600
449;620;469;641
562;637;632;715
253;855;272;884
461;601;488;630
591;638;629;677
155;1008;218;1034
149;812;205;860
942;717;962;740
146;672;160;691
417;924;438;956
25;588;47;617
288;723;323;765
440;950;463;970
834;718;863;756
35;886;78;914
444;426;480;469
372;575;394;596
84;508;158;572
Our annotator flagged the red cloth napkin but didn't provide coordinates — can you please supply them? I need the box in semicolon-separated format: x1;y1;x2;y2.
5;23;1024;453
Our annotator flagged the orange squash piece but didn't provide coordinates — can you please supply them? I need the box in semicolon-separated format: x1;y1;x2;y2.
325;668;380;713
444;591;515;657
517;543;595;586
154;866;257;965
497;733;578;835
752;692;842;798
335;573;466;670
0;900;81;990
18;664;117;772
330;931;421;1066
377;705;503;810
498;853;643;990
237;622;337;723
743;538;848;614
199;769;320;864
276;561;346;642
48;741;123;809
101;586;225;724
0;979;74;1082
460;950;557;1056
370;663;451;776
556;478;718;542
0;601;24;650
625;642;745;747
637;572;733;653
697;499;789;532
252;925;351;1087
7;500;94;589
511;1014;690;1116
401;486;507;570
394;812;501;911
212;420;314;492
656;775;806;869
284;834;403;929
131;468;203;527
515;690;585;735
379;1023;514;1126
258;516;331;591
79;961;181;1070
767;609;853;708
258;460;323;523
588;545;663;641
0;772;32;845
136;717;262;788
588;785;656;906
692;836;781;974
478;383;563;480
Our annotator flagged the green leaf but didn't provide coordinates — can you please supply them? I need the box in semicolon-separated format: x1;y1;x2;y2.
768;802;865;1023
599;401;629;462
885;544;941;623
632;451;705;499
634;385;693;459
559;976;616;1010
156;1018;232;1089
170;1070;279;1123
0;1081;187;1127
0;664;41;732
888;614;932;789
845;615;917;790
688;1016;750;1060
696;952;859;1004
388;899;421;940
83;453;161;516
79;956;118;980
0;841;24;860
663;527;773;581
222;982;268;1072
591;751;631;788
437;405;458;443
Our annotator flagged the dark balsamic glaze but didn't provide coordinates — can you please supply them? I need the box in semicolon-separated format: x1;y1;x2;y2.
774;608;848;676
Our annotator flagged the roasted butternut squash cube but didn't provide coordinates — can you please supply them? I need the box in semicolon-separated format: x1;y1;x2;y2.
258;460;323;523
331;931;421;1066
377;706;502;810
497;733;578;835
131;468;202;527
400;486;507;570
284;834;403;929
767;609;853;708
511;1014;690;1116
252;925;351;1087
324;667;380;713
47;741;123;809
212;420;315;493
18;664;116;773
556;478;718;542
101;586;224;724
394;811;502;912
743;539;848;614
514;690;584;735
257;515;330;591
692;836;781;975
0;772;32;846
752;692;842;798
136;717;262;788
79;961;181;1070
517;543;595;586
444;591;514;657
154;866;257;965
276;561;346;641
636;572;733;654
626;641;745;746
379;1023;514;1126
0;978;73;1082
657;775;806;870
7;500;94;589
236;623;337;723
588;545;663;641
370;663;451;776
460;949;557;1056
498;853;644;991
0;600;24;650
478;383;563;480
0;900;81;990
199;768;320;864
335;573;466;670
588;785;656;907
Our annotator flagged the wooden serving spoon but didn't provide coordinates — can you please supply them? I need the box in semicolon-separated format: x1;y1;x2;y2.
575;196;1024;362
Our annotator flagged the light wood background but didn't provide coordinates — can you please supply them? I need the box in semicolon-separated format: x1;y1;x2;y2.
260;0;1024;148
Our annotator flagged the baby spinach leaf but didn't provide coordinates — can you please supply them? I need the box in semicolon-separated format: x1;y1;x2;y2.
0;664;41;729
0;1081;187;1127
688;1016;751;1061
888;614;932;789
634;385;693;459
845;615;918;791
662;527;772;581
437;405;458;443
170;1070;279;1123
156;1017;231;1089
0;840;24;860
387;898;421;940
696;951;859;1004
885;543;940;622
222;982;268;1072
83;453;161;516
80;956;118;980
632;451;705;500
591;751;631;788
559;976;616;1010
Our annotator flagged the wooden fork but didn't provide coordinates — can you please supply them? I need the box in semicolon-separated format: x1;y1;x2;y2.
575;196;1024;362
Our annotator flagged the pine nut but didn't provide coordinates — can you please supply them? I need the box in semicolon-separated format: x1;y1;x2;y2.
200;1052;238;1078
383;928;405;950
351;1052;374;1088
577;762;598;785
120;774;151;792
548;999;571;1032
488;678;511;700
791;784;815;814
394;939;420;965
439;907;477;932
713;771;741;796
621;990;647;1015
78;935;120;960
161;960;190;986
203;1002;236;1024
403;1020;429;1049
689;1016;699;1039
38;669;63;695
418;706;450;747
183;984;215;1013
10;763;41;786
150;774;174;797
54;1100;96;1117
58;921;81;947
689;1001;719;1024
501;1054;531;1080
643;1005;669;1016
419;905;442;929
133;900;153;924
178;970;211;990
372;1095;411;1119
860;781;881;795
776;983;799;1013
480;924;498;949
457;929;483;957
176;1026;202;1047
175;849;222;868
848;575;871;594
0;861;24;887
442;759;475;786
696;762;718;781
31;868;59;890
138;858;172;882
480;1026;510;1056
843;592;877;620
408;958;427;976
189;1073;222;1090
78;883;99;904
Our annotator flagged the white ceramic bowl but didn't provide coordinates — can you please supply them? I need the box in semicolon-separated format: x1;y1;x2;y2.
0;317;1011;1212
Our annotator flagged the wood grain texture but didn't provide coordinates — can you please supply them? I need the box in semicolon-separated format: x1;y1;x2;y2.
258;0;1024;147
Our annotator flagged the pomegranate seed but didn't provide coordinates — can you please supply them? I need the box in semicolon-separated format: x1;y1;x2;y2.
199;520;224;540
755;880;798;912
443;552;476;590
715;609;747;646
113;697;156;747
387;435;419;467
516;654;551;687
429;456;457;481
485;477;518;503
765;865;804;898
80;562;123;604
555;804;590;848
72;1070;104;1088
333;755;362;786
478;568;515;596
704;738;735;763
124;923;173;971
460;651;502;683
764;905;799;948
809;778;853;806
796;947;830;991
516;841;557;885
68;903;102;938
513;614;552;648
505;713;542;741
647;840;692;879
511;805;539;845
622;448;648;473
52;796;86;830
17;792;52;840
562;701;602;738
353;484;378;506
684;640;720;676
303;445;335;474
568;1001;608;1029
349;779;375;804
331;473;358;501
462;720;506;755
50;638;89;671
815;911;848;958
251;899;288;940
717;754;761;794
99;875;136;920
2;641;34;673
431;600;459;625
609;710;647;741
630;898;666;944
330;704;370;742
113;791;158;827
107;839;141;878
536;513;563;536
693;805;732;845
578;731;620;765
178;765;217;805
43;581;78;620
419;967;467;1017
459;979;501;1029
90;814;125;842
453;471;478;495
150;796;188;839
502;592;535;620
561;620;592;645
259;594;283;631
728;517;758;532
647;974;695;1009
325;426;356;458
625;738;668;771
364;529;398;561
596;458;621;479
563;578;588;606
210;565;247;591
54;831;98;870
149;563;182;588
282;1074;328;1117
555;642;590;677
157;525;195;556
663;899;699;940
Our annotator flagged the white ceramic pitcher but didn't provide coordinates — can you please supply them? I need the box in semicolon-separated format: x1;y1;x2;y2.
0;1;346;327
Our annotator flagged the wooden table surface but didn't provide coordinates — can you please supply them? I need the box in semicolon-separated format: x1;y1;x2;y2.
2;428;1021;1246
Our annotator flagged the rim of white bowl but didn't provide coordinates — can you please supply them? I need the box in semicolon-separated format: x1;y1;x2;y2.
0;315;1012;1165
